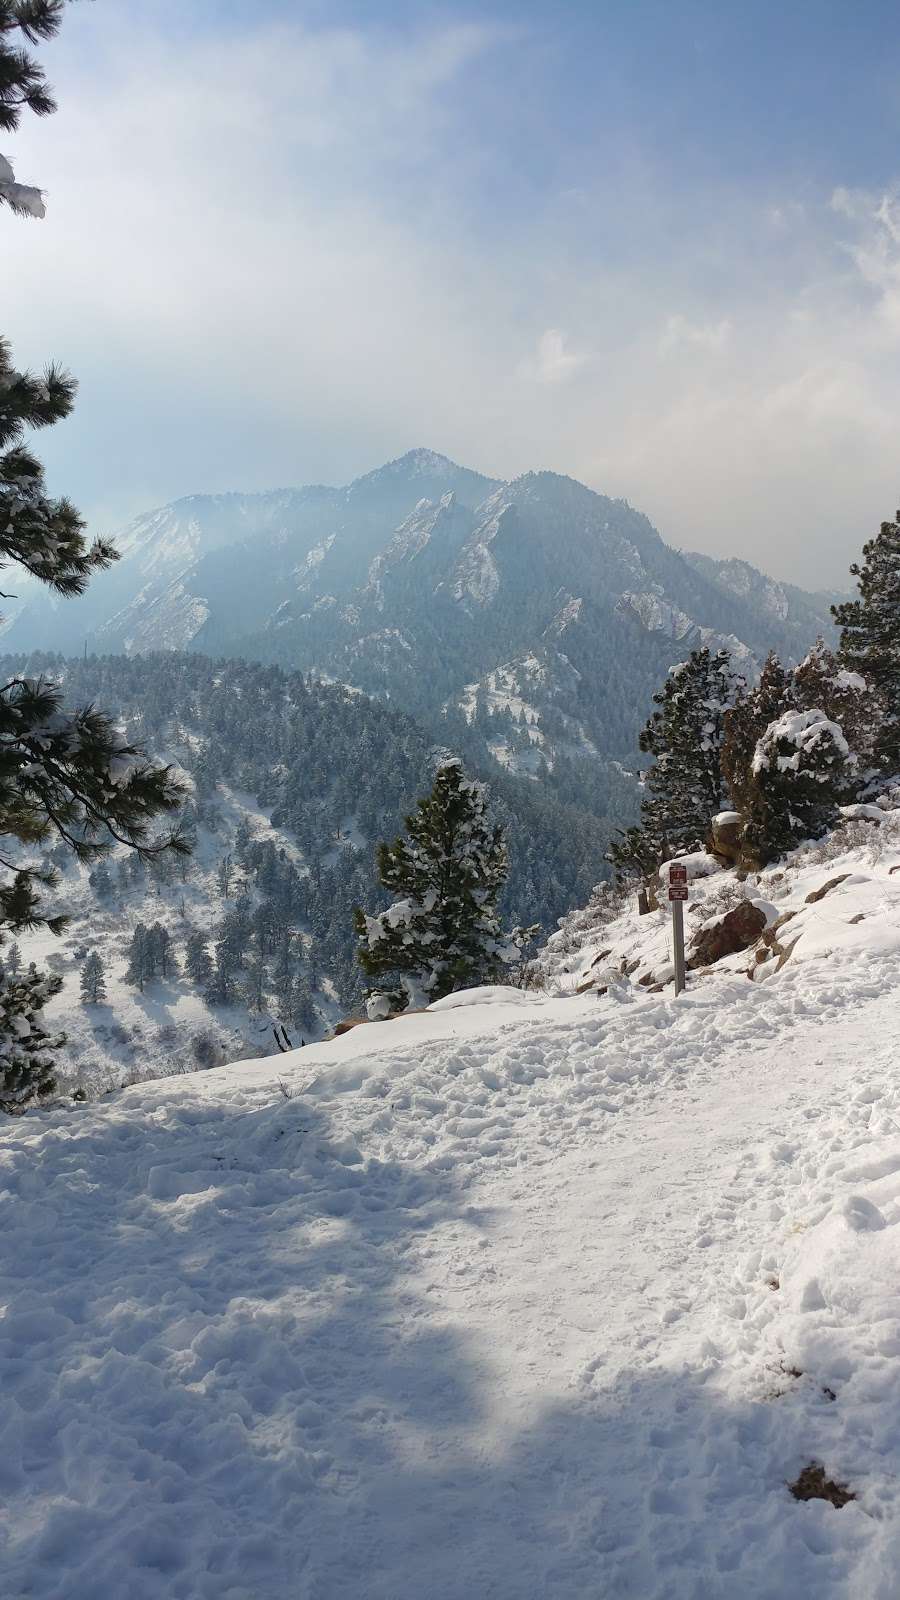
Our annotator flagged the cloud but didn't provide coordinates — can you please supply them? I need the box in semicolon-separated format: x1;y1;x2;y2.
658;315;731;355
519;329;589;385
3;7;900;588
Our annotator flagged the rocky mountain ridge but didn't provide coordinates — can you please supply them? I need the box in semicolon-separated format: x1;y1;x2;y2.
4;449;840;778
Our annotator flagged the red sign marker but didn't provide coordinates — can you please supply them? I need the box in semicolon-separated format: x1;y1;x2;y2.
668;884;688;901
668;863;688;884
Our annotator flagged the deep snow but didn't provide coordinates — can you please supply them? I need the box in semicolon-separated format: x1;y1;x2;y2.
3;822;900;1597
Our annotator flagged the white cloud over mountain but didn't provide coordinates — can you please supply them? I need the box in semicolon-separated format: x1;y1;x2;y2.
3;5;899;586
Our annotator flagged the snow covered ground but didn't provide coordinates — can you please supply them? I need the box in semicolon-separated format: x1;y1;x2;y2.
3;819;900;1597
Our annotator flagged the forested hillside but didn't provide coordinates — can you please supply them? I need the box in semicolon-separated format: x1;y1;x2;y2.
1;651;628;1091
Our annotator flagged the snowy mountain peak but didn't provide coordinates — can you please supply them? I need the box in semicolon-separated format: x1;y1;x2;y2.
349;448;485;489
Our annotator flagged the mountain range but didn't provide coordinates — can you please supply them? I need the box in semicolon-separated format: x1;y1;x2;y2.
7;449;840;776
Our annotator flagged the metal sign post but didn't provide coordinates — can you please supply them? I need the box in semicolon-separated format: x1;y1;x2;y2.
667;863;688;996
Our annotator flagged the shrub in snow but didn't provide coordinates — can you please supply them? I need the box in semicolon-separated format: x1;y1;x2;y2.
191;1029;223;1069
354;759;513;1002
0;964;63;1113
721;643;877;868
742;708;856;866
792;641;883;782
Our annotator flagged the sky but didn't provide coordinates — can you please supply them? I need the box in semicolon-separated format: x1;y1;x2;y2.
5;0;900;585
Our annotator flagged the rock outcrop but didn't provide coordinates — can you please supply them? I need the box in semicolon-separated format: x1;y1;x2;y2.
708;811;744;866
688;900;768;969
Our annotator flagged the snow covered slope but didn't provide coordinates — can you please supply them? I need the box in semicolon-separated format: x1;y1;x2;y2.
536;791;900;998
4;802;900;1596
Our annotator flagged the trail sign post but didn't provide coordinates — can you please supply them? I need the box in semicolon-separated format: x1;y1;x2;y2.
667;864;688;995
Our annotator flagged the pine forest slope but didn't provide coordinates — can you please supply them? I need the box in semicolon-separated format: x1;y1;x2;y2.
0;650;626;1092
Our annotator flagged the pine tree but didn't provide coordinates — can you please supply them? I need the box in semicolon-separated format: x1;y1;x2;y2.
722;644;875;867
147;922;178;980
792;640;881;783
832;510;900;771
0;1;60;218
289;973;316;1034
742;708;855;864
637;648;739;859
79;950;106;1005
205;949;237;1008
721;653;794;822
0;963;63;1113
184;930;213;988
88;861;113;899
0;4;190;1110
606;818;666;883
242;956;267;1013
353;759;512;1002
216;853;234;899
125;924;150;992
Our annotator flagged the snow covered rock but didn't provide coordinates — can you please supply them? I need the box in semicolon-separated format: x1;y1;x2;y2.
805;874;852;904
688;899;769;969
709;809;744;864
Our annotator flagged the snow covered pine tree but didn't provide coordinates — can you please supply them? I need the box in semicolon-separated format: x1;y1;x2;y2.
833;509;900;773
0;3;188;1109
722;643;874;868
743;710;856;864
354;759;514;1007
609;648;738;878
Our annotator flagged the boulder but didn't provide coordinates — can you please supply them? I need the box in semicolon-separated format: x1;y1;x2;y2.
332;1018;370;1037
805;874;851;904
688;900;768;970
708;811;744;866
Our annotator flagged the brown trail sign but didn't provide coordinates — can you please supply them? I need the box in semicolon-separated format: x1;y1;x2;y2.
665;863;689;993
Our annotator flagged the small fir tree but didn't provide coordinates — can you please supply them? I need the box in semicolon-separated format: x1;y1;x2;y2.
289;974;317;1034
636;648;739;860
216;853;234;899
353;759;512;1003
606;795;673;882
88;861;113;899
184;930;213;988
125;924;150;992
242;956;268;1013
832;512;900;772
79;950;106;1005
204;949;238;1007
721;653;794;823
147;922;178;980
